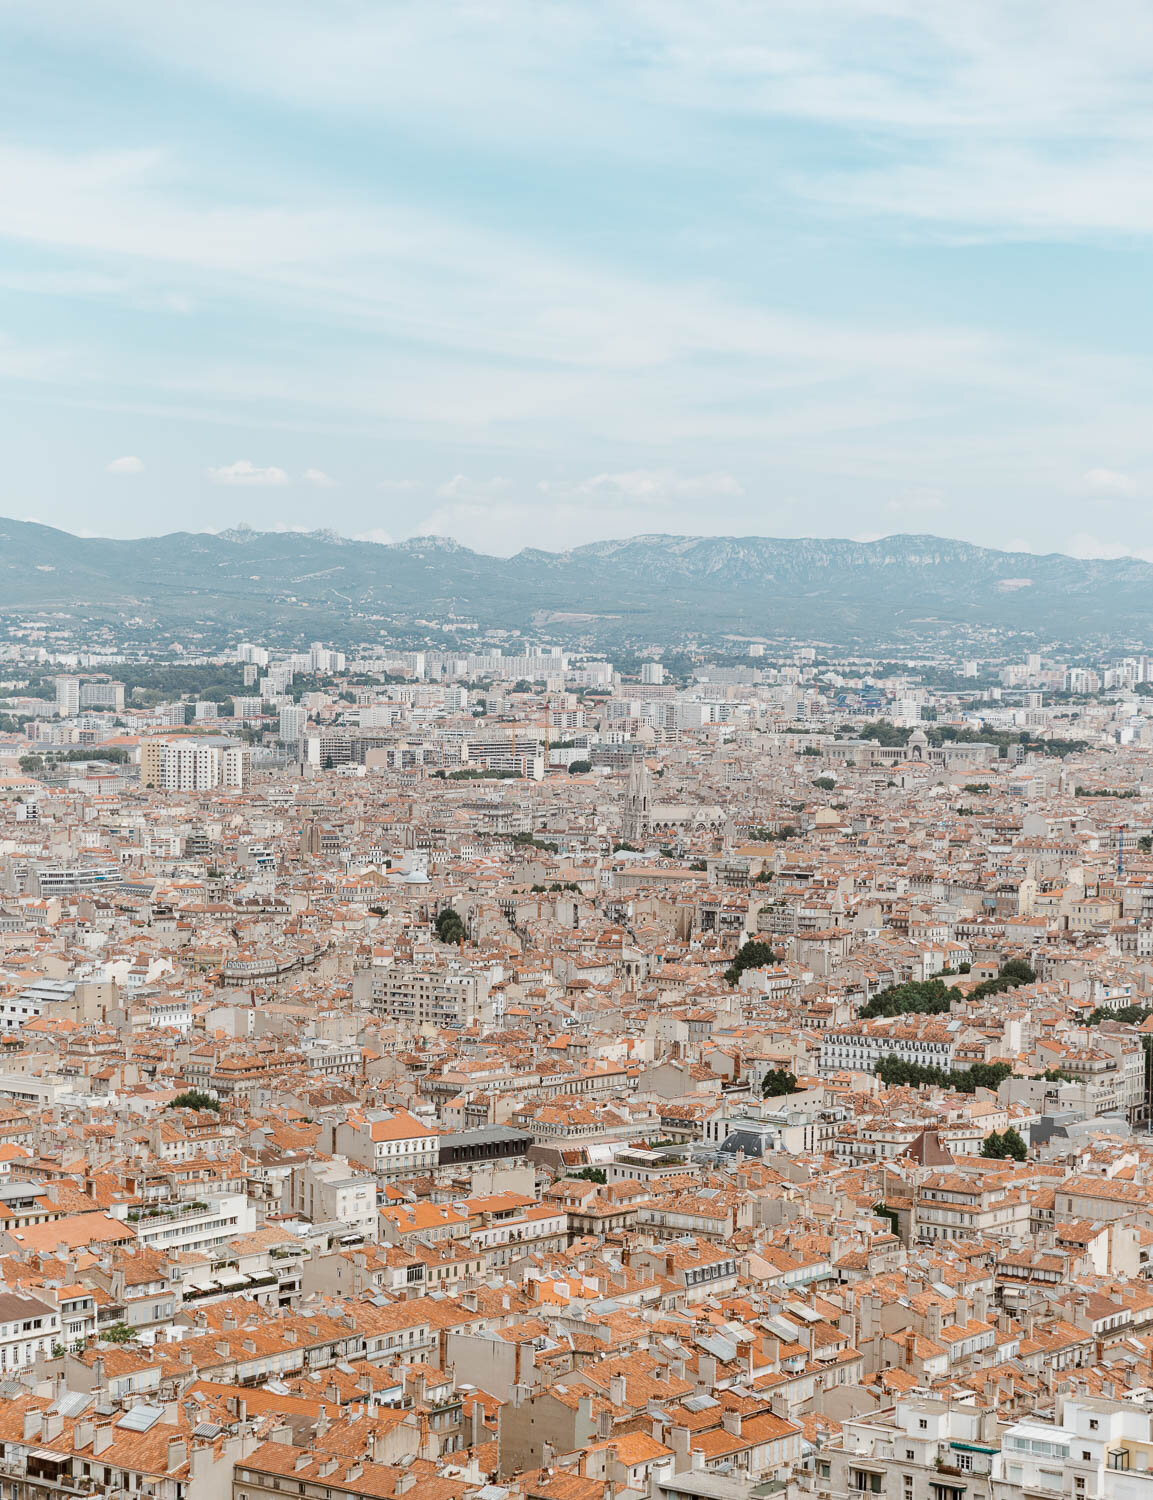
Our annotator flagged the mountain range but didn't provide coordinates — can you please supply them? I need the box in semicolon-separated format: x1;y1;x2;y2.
1;517;1148;646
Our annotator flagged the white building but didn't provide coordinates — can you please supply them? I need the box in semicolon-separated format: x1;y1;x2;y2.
131;1192;256;1255
279;705;307;743
54;675;80;717
0;1290;60;1373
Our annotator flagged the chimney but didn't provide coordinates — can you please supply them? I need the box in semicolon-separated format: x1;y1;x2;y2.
609;1375;627;1408
926;1302;942;1341
167;1438;188;1471
721;1410;742;1437
270;1423;293;1445
670;1425;692;1473
697;1354;717;1391
93;1426;115;1456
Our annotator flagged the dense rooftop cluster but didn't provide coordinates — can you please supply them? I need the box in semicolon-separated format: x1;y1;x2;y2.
0;641;1149;1500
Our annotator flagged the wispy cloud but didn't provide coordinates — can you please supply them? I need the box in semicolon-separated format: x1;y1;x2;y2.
106;454;144;474
206;459;289;486
1083;466;1138;497
6;2;1153;549
417;469;752;552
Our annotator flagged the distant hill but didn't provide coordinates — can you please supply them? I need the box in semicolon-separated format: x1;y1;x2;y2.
0;518;1148;645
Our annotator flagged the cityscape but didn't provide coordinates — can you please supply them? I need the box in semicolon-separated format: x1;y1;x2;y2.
5;3;1153;1500
0;613;1145;1500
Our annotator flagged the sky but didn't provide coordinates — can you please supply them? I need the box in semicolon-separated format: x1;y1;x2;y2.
3;1;1153;557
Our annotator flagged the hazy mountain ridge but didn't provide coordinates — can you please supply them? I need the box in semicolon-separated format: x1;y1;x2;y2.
0;519;1147;643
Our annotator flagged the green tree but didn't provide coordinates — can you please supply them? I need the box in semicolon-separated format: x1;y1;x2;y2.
101;1323;136;1344
812;776;837;791
170;1090;220;1113
965;958;1037;1001
859;979;952;1020
1001;1127;1028;1160
876;1057;1011;1094
568;760;592;774
1087;1002;1152;1026
569;1167;606;1184
762;1068;799;1097
724;939;780;987
435;907;466;945
982;1128;1027;1161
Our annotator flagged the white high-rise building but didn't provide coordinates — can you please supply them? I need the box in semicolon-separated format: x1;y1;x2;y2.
221;747;249;788
141;741;249;792
640;662;665;686
160;743;220;791
54;676;80;717
279;705;307;743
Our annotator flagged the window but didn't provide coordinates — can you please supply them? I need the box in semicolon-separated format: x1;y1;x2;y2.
1089;1421;1099;1432
919;1420;928;1431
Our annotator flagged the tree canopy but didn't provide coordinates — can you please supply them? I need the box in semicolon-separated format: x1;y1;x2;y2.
981;1127;1027;1161
762;1068;799;1097
725;939;780;987
875;1057;1012;1094
435;907;466;945
859;979;952;1020
169;1090;220;1113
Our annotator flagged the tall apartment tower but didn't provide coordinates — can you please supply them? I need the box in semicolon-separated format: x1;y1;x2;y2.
55;676;80;717
279;705;307;743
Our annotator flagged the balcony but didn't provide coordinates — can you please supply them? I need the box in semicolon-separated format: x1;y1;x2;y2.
0;1459;94;1496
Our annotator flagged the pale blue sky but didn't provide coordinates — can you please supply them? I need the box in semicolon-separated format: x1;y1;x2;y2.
3;1;1153;556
